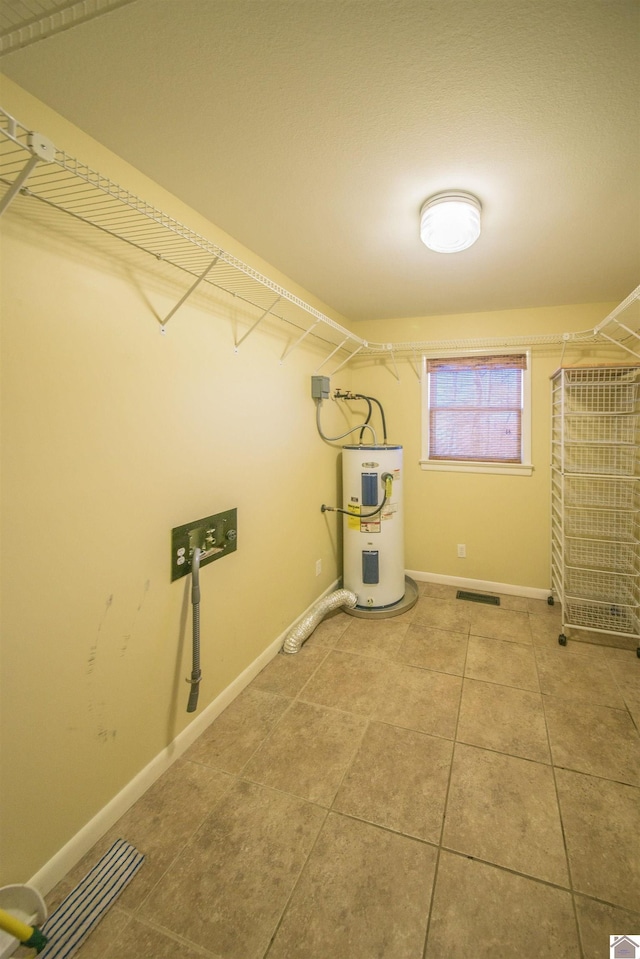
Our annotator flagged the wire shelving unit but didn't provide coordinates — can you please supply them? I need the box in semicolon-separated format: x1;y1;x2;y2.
551;365;640;654
1;105;640;376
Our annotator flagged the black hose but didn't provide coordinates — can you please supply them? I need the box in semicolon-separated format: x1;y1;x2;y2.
335;391;388;445
358;397;373;444
353;393;387;444
316;399;377;444
321;491;388;518
371;397;388;444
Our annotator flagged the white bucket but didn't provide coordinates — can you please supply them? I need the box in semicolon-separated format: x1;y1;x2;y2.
0;885;47;959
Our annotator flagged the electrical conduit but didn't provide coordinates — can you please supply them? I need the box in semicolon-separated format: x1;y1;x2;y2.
282;589;357;654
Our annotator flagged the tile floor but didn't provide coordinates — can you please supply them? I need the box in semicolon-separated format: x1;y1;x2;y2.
42;584;640;958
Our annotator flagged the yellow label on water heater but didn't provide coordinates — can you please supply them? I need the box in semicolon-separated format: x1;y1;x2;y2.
347;503;361;530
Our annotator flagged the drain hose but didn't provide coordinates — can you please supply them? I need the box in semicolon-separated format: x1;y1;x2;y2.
282;588;357;654
187;547;202;712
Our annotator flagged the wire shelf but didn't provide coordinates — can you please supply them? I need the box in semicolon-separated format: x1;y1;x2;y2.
564;598;639;635
0;106;362;362
564;384;638;414
564;567;638;605
553;367;640;647
565;537;639;574
2;105;640;368
564;414;639;445
562;444;639;476
592;292;640;361
564;367;640;385
0;0;140;55
564;475;639;510
565;508;638;542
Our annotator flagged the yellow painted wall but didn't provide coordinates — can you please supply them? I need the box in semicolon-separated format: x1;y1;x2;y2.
0;81;352;883
350;307;619;588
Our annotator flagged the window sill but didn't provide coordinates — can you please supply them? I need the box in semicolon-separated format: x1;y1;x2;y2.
419;460;534;476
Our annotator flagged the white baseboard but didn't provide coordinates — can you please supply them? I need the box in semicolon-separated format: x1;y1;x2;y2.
29;580;340;896
406;569;551;601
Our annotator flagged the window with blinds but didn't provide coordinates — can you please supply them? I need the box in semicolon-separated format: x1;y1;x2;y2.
421;352;533;475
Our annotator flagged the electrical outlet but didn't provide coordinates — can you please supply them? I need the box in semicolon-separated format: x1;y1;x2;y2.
315;559;322;576
457;543;466;558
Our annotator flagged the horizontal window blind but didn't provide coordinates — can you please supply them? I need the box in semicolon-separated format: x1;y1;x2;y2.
427;354;527;463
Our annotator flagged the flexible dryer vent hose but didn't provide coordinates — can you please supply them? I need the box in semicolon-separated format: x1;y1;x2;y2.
282;588;357;654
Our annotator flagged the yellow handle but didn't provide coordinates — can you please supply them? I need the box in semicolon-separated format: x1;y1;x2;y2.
0;906;36;942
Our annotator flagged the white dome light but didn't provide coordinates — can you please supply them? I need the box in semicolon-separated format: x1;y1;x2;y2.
420;191;482;253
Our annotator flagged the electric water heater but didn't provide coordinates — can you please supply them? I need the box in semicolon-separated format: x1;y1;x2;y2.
342;445;404;609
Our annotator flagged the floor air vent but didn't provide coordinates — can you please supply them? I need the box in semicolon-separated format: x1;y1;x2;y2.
456;590;500;605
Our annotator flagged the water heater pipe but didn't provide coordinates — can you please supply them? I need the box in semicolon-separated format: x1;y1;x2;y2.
321;471;392;518
315;400;377;445
282;588;358;654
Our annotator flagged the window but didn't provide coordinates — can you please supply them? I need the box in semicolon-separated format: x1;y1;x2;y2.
420;351;533;475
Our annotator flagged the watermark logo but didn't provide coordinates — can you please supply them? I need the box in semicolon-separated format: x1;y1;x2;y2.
611;936;640;958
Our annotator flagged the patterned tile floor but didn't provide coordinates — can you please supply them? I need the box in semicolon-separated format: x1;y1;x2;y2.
43;583;640;958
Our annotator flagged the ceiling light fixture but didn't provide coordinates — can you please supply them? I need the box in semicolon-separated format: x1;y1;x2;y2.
420;191;482;253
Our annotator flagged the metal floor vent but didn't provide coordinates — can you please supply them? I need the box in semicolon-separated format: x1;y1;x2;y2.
456;590;500;605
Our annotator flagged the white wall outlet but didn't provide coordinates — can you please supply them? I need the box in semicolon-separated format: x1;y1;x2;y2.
315;559;322;576
457;544;466;558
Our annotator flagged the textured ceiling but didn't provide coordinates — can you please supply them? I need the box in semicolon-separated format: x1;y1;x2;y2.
1;0;639;321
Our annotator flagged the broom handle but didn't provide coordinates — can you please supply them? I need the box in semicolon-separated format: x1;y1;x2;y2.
0;906;48;953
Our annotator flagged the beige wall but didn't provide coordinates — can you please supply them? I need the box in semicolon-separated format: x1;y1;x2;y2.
350;308;618;588
0;82;351;883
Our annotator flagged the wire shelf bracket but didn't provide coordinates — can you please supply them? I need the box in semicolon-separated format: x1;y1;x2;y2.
280;321;320;363
234;296;282;350
0;126;56;216
387;347;401;382
160;255;220;328
329;343;366;376
409;348;422;382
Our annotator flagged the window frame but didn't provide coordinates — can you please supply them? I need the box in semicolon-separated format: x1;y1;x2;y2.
419;349;533;476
